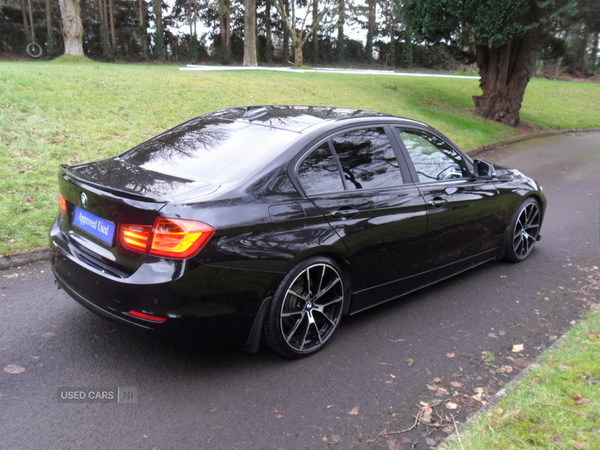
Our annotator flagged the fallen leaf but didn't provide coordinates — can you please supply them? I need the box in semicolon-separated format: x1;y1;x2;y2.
450;381;463;388
511;344;524;353
573;443;588;450
4;364;25;374
322;434;341;445
446;352;455;358
406;358;415;367
573;392;591;405
348;406;359;415
503;365;514;373
435;388;449;397
445;402;458;410
421;406;433;422
587;332;599;339
425;437;437;446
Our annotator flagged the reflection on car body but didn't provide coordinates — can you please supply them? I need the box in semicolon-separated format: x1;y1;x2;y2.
50;106;545;358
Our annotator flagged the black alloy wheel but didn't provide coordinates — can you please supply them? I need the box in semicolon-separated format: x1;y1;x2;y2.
504;198;541;262
264;257;346;358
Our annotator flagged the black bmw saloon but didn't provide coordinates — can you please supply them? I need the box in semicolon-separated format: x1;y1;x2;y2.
50;105;545;358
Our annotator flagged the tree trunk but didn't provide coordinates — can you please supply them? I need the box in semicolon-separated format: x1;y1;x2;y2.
282;0;289;64
243;0;257;66
294;41;303;67
138;0;149;61
265;0;273;63
311;0;318;63
153;0;165;61
58;0;84;56
219;0;231;64
365;0;376;63
335;0;344;62
109;0;116;49
45;0;57;56
473;31;539;127
98;0;112;56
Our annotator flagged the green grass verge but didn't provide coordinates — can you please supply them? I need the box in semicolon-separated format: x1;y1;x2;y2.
441;299;600;450
1;60;599;255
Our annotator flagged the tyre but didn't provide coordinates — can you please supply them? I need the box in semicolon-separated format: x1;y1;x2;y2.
26;43;43;59
264;257;346;358
503;197;541;262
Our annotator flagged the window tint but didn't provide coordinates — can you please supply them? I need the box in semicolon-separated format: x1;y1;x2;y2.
297;143;345;194
331;128;403;190
397;129;469;182
122;119;299;182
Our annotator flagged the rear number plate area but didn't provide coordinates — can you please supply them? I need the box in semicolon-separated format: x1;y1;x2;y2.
73;206;116;246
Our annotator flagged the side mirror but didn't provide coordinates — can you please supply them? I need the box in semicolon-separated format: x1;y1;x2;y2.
472;159;496;179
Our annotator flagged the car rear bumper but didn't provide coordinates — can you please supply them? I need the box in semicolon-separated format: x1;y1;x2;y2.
49;228;278;349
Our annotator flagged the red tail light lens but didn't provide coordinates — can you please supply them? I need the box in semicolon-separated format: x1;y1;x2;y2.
58;194;68;215
120;225;152;252
120;218;214;259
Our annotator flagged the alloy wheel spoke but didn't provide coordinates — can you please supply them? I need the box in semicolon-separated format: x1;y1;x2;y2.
315;277;341;301
314;294;344;310
286;289;309;302
312;308;338;328
284;311;307;343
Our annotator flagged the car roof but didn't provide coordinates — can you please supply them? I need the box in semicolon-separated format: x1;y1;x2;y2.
202;105;423;133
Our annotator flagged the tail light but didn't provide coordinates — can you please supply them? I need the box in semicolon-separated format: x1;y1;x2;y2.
120;218;214;259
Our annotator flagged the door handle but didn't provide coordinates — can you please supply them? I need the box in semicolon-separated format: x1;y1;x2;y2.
331;208;360;219
428;198;447;208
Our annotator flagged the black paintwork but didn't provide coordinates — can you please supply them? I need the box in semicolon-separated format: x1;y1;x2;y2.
49;106;546;352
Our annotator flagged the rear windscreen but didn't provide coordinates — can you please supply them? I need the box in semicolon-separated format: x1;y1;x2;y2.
121;118;299;182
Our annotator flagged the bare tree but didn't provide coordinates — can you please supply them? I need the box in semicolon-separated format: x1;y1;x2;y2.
274;0;326;66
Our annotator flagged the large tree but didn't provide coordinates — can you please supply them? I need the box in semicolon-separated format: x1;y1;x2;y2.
58;0;84;56
404;0;570;127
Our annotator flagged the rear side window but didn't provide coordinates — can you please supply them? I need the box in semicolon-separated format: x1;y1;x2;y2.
331;128;403;190
297;127;404;195
297;143;345;195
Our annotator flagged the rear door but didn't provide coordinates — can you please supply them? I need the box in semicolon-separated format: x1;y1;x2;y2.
294;126;428;312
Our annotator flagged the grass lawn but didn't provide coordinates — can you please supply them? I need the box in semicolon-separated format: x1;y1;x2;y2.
1;59;599;449
1;60;599;255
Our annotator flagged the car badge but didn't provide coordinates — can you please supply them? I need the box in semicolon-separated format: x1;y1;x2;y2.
80;192;88;207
